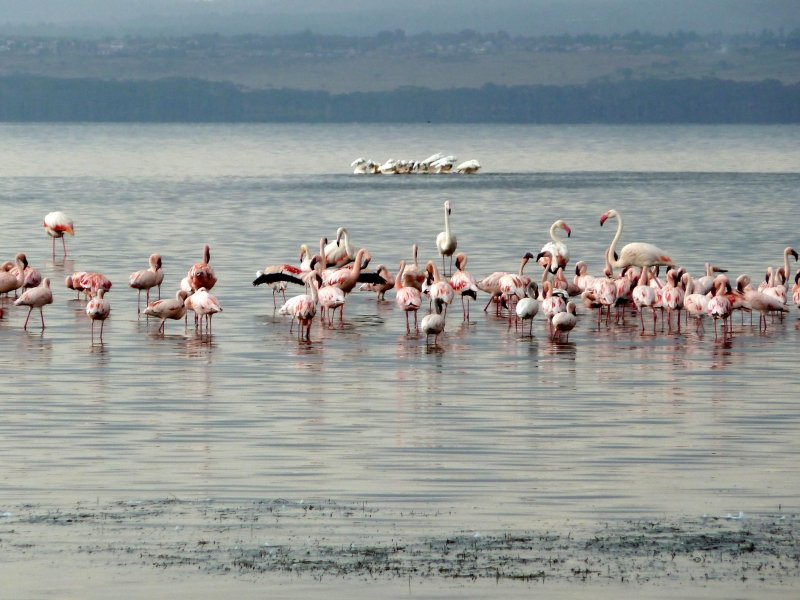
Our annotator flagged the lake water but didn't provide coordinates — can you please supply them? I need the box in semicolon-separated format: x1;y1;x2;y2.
1;123;799;598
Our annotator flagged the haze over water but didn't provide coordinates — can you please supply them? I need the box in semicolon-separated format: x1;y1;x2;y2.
1;123;799;596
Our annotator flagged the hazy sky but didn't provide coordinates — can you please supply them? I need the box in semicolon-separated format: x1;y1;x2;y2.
1;1;799;36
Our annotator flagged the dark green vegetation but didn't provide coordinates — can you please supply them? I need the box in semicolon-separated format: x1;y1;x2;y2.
1;30;798;122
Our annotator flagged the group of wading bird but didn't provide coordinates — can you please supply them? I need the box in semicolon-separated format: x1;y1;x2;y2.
2;204;799;344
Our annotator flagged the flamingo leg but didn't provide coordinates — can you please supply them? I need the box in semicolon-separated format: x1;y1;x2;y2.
40;308;45;330
22;306;33;330
62;236;68;257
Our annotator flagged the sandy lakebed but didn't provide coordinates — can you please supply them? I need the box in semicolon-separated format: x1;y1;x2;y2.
1;497;798;599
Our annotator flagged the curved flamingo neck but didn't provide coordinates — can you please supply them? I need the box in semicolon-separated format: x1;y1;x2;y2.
607;213;624;269
428;261;442;283
550;222;564;244
395;261;406;290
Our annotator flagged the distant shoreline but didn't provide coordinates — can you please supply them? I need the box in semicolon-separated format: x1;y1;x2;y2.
1;75;798;124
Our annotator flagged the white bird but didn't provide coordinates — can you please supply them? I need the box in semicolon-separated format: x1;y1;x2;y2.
455;159;480;174
435;201;458;275
43;211;75;258
86;288;111;343
420;298;446;345
515;281;540;337
324;227;357;268
600;209;674;272
551;301;577;341
538;220;571;273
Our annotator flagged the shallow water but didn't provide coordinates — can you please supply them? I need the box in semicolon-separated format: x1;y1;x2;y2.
1;123;799;595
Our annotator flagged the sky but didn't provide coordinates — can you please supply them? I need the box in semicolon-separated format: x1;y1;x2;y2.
1;1;799;36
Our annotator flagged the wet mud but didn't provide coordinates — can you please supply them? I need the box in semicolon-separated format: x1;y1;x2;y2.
2;498;798;588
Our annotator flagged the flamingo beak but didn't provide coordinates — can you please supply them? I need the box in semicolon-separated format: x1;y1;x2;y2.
564;224;571;238
600;214;608;226
792;249;799;261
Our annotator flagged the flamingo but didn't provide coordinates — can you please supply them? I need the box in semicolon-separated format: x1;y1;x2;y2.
682;275;710;332
537;220;571;273
143;290;190;333
78;272;113;296
394;260;422;334
582;254;617;326
435;201;457;275
14;277;53;330
793;269;800;308
323;228;357;268
694;263;728;295
660;268;685;332
736;274;789;331
425;261;455;317
359;264;394;301
187;244;217;292
0;253;27;297
541;280;566;333
515;281;540;337
551;301;577;341
401;244;426;291
632;267;659;334
185;287;222;334
86;289;111;343
9;259;43;292
707;275;733;339
600;209;674;272
129;253;163;315
420;298;446;345
449;253;479;321
477;252;534;315
573;261;596;293
254;261;306;308
317;282;346;325
43;211;74;257
278;274;318;340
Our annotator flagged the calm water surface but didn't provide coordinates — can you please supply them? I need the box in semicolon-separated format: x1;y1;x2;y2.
1;123;799;536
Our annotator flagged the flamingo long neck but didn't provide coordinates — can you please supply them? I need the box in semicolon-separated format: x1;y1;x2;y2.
607;214;624;268
412;245;419;269
429;261;442;283
784;248;793;280
203;245;211;264
395;261;406;291
319;237;328;270
550;222;563;244
518;257;529;277
309;277;319;304
343;250;366;288
443;205;451;239
340;229;351;255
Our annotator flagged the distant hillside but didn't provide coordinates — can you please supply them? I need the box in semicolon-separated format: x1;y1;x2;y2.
1;75;797;123
0;30;798;93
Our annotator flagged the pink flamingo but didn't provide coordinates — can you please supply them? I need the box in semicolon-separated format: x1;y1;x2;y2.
254;262;306;308
551;301;577;341
793;269;800;308
143;290;190;333
8;259;43;292
660;268;685;332
707;275;733;339
86;289;111;343
736;274;789;331
682;275;709;332
541;280;566;334
129;253;163;315
537;219;571;273
0;253;27;298
279;274;318;340
43;211;74;258
185;287;222;334
478;252;534;315
394;260;422;334
359;264;394;301
425;261;455;317
14;277;53;330
632;267;658;334
449;253;479;321
400;244;426;291
79;272;113;296
600;209;674;271
187;244;217;292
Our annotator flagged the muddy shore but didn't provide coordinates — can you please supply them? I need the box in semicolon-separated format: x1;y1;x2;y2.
2;497;798;595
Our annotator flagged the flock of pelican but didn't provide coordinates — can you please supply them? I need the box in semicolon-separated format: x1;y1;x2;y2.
351;153;480;175
2;203;800;346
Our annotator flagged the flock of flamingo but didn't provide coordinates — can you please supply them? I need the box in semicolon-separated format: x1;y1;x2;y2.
2;203;799;346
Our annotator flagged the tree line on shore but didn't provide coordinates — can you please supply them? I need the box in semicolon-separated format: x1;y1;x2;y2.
0;75;798;123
